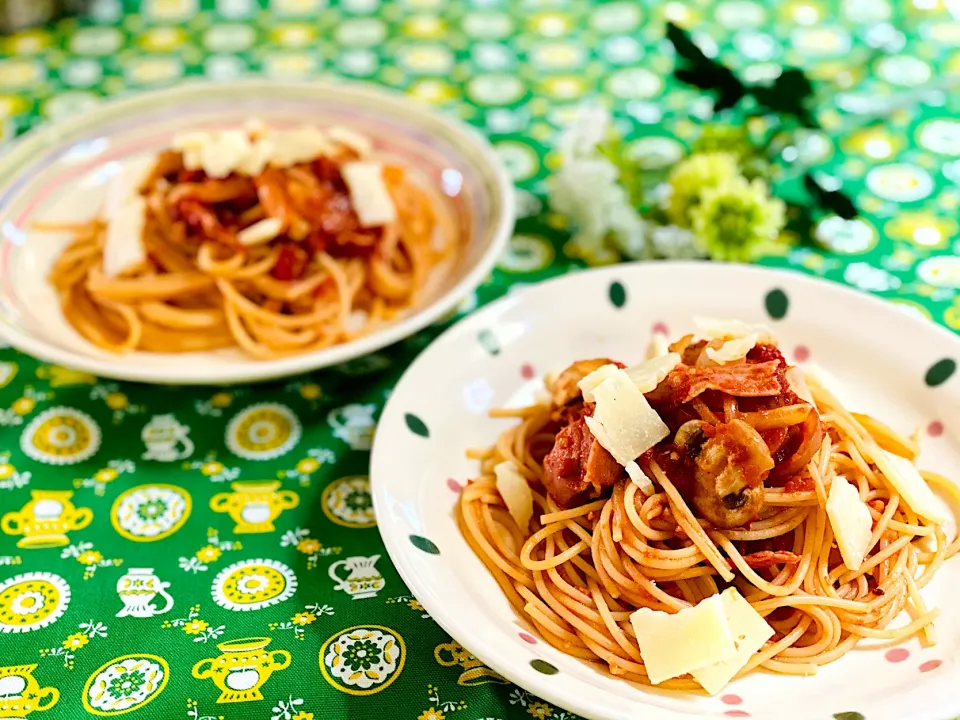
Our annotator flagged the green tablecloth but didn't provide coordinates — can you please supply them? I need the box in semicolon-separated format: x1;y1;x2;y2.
1;1;959;719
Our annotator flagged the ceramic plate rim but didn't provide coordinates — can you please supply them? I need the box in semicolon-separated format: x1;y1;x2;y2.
371;260;960;720
0;79;514;385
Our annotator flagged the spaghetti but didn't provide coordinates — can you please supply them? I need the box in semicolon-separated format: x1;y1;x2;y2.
47;125;454;358
458;328;958;691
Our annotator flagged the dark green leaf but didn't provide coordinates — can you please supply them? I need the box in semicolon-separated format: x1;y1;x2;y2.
803;174;858;220
667;23;745;113
752;69;818;128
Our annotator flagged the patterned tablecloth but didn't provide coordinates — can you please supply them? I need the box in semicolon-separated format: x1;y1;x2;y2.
1;1;959;719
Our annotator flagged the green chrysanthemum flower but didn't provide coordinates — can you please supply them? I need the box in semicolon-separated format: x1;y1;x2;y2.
665;152;740;227
690;177;786;262
692;125;768;180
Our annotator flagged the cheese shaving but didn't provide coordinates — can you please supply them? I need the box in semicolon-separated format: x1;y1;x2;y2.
582;368;670;466
690;588;774;694
494;460;534;532
705;333;759;364
341;162;398;228
237;217;283;246
825;476;873;571
623;352;681;393
694;316;772;342
873;449;948;523
630;594;737;685
785;366;814;405
625;461;655;496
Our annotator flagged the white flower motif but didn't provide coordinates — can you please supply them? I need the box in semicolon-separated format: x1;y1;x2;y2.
844;262;901;292
650;225;706;259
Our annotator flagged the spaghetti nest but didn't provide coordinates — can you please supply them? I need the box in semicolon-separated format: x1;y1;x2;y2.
48;145;452;358
458;341;959;690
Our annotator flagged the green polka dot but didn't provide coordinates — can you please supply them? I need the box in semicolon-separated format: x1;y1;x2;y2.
530;659;559;675
925;358;956;387
609;281;626;308
405;413;429;437
409;534;439;554
765;288;789;320
478;329;500;356
833;713;865;720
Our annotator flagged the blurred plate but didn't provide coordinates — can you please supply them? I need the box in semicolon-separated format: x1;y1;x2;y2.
372;262;960;720
0;79;513;384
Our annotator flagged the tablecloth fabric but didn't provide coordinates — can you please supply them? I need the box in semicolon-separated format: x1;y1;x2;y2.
1;1;959;719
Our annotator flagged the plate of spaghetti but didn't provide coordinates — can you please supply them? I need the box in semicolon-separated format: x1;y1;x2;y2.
371;262;960;720
0;80;512;384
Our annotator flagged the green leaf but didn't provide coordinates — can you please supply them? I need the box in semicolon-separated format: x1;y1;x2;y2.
803;174;858;220
751;68;818;128
666;23;745;113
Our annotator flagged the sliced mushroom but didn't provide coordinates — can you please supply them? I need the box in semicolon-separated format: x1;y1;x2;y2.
675;419;773;529
549;358;619;408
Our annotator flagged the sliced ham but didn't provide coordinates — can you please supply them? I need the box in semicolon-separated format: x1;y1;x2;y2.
542;418;625;508
653;360;784;405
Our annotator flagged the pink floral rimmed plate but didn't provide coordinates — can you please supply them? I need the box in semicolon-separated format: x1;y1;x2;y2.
0;79;513;384
371;262;960;720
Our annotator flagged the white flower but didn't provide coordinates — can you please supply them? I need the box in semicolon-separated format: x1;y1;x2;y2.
557;104;611;162
549;158;649;263
650;225;707;259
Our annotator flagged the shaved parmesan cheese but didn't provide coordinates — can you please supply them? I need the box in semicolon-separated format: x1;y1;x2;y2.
268;126;333;167
328;126;374;157
626;461;655;496
690;588;774;695
694;316;772;342
785;367;814;405
104;155;155;218
630;594;737;685
494;460;533;531
578;363;622;402
705;333;759;364
826;476;873;571
103;195;147;277
801;363;860;413
624;353;681;393
237;217;283;246
237;137;273;176
647;332;670;359
583;369;670;466
202;129;254;179
341;162;398;228
873;450;947;523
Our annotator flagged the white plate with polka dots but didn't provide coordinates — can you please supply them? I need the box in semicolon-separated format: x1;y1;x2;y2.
372;261;960;720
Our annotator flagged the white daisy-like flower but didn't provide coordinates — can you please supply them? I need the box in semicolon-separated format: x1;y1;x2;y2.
650;225;707;260
10;590;45;615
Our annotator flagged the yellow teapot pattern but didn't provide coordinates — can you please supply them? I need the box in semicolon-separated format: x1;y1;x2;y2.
0;664;59;719
192;637;290;703
1;491;92;549
210;481;299;533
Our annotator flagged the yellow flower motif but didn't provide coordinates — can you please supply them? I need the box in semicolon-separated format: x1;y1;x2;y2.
292;713;314;720
690;176;786;262
211;392;232;408
62;632;89;650
105;392;128;410
77;550;103;565
0;463;13;479
94;468;118;483
418;710;446;720
407;599;424;612
666;152;740;227
296;538;321;554
11;397;35;415
291;612;316;626
299;383;321;400
183;619;208;635
201;461;225;477
195;545;222;563
527;701;553;719
296;458;320;474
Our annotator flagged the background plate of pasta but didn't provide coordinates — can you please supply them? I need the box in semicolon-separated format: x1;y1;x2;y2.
371;262;960;720
0;80;513;384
